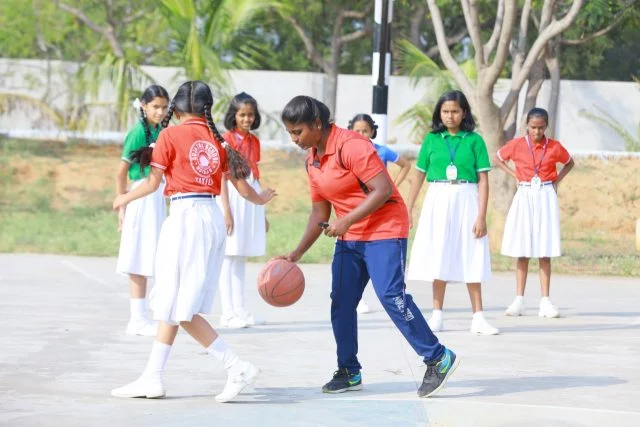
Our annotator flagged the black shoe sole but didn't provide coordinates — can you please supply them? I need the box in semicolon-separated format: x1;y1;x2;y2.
322;384;362;394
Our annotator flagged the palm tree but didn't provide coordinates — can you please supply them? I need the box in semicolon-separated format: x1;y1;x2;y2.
395;40;476;142
159;0;283;104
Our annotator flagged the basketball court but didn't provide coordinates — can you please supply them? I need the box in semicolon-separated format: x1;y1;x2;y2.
0;253;639;426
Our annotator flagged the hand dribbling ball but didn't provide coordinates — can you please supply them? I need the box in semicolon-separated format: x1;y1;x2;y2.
257;259;305;307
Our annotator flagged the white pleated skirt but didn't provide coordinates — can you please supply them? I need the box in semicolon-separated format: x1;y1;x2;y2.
150;197;226;323
116;179;166;277
217;177;266;257
408;183;491;284
501;184;562;258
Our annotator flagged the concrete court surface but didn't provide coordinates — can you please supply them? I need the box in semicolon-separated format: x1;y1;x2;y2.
0;253;639;427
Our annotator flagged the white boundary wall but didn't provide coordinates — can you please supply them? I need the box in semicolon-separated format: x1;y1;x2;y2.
0;59;638;152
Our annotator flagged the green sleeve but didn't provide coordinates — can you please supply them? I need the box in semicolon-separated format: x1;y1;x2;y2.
415;134;432;173
120;122;147;163
473;133;492;172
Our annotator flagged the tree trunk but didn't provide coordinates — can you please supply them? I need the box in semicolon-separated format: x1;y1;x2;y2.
546;41;561;138
519;57;545;134
326;41;341;117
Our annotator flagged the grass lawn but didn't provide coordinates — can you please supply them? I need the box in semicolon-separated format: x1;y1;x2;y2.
1;137;639;275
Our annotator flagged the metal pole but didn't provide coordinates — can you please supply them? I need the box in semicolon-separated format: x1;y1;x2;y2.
372;0;393;145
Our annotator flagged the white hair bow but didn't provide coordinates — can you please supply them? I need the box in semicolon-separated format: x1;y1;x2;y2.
132;98;142;109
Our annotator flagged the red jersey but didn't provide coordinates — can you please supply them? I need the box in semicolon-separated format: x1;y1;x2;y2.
151;118;228;196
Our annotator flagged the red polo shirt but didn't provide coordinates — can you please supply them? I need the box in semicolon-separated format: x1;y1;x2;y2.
151;118;228;196
222;129;261;180
306;125;409;241
497;136;571;182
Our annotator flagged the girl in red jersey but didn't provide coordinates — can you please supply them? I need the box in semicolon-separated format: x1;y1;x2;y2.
217;92;267;328
494;108;574;318
110;81;276;403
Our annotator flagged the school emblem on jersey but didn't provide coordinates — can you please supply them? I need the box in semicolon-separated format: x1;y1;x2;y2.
189;140;220;180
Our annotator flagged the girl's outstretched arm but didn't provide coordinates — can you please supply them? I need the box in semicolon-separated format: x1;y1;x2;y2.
393;156;412;187
113;167;163;210
406;169;427;228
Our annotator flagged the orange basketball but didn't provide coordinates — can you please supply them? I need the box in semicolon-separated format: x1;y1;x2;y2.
257;259;305;307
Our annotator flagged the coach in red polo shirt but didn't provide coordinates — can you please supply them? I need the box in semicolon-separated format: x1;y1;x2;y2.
279;95;458;399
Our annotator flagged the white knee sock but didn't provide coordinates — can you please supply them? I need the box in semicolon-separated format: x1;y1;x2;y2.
130;298;147;322
142;341;172;379
219;257;235;318
207;337;239;370
231;257;246;313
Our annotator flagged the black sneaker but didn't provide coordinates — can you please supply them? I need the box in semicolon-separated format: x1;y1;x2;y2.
418;348;459;398
322;368;362;393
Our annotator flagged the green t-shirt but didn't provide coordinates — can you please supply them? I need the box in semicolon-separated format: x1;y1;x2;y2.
120;120;161;181
415;130;491;183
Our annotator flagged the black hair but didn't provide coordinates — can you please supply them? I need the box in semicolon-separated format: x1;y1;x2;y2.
128;85;169;170
223;92;262;131
526;107;549;125
140;81;251;180
281;95;332;129
431;90;476;133
347;113;378;139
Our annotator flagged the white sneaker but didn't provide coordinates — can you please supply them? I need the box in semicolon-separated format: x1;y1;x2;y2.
215;361;260;403
505;298;526;316
356;301;371;314
125;320;158;337
235;309;265;326
470;315;500;335
220;315;249;329
111;376;165;399
427;315;443;332
538;299;560;318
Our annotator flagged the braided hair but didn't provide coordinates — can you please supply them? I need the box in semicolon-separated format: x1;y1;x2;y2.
154;81;251;180
129;85;169;170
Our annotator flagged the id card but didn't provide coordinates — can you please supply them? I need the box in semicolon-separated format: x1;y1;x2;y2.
531;175;542;191
446;164;458;180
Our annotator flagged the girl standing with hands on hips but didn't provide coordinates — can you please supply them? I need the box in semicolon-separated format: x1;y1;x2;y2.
115;85;169;336
217;92;267;328
407;90;499;336
280;96;458;399
111;81;276;403
494;108;574;318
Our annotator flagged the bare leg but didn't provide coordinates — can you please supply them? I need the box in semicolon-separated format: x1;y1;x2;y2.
432;280;447;310
516;258;529;296
129;274;147;298
539;257;551;297
180;314;219;347
156;322;180;345
466;283;483;313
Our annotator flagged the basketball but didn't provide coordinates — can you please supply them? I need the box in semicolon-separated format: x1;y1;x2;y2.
257;259;305;307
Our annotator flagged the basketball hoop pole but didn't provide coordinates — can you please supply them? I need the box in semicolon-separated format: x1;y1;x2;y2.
371;0;393;145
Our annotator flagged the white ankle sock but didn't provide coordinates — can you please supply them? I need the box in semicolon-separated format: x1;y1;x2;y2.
541;297;550;304
207;337;240;370
515;296;524;303
142;341;172;379
431;310;443;320
130;298;147;322
472;311;486;321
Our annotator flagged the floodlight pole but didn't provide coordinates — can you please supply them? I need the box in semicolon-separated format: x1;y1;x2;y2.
372;0;393;145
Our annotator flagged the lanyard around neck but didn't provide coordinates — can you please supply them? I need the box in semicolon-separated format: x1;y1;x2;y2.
525;135;549;175
441;133;462;164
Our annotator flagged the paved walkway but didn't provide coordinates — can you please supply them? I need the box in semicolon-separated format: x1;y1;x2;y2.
0;254;639;426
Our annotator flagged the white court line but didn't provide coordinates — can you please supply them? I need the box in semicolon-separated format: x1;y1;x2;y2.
58;259;128;298
337;395;640;416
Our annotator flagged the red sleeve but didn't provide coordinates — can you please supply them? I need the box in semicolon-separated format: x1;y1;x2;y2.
339;137;385;183
554;140;571;164
497;138;516;162
150;129;174;170
219;142;229;174
255;136;261;163
221;131;234;147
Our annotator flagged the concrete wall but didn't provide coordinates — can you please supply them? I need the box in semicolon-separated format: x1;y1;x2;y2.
1;58;638;152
